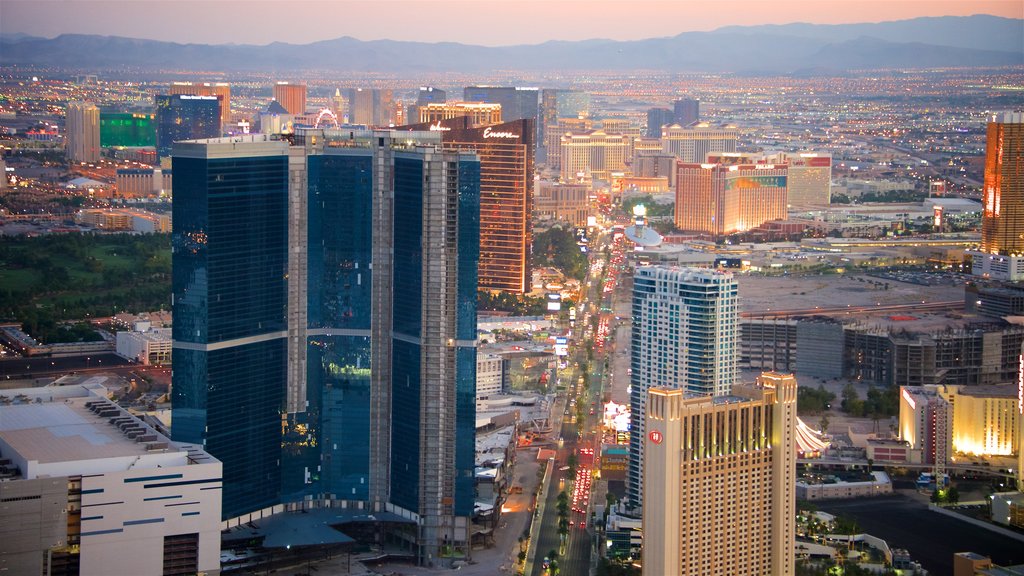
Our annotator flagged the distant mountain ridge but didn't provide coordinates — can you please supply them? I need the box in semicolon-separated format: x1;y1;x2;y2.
1;15;1020;73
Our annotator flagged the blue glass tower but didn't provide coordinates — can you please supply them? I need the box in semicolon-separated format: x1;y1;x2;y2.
156;94;221;158
171;136;289;520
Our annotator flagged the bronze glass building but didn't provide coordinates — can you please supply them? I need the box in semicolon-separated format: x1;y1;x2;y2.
398;117;534;293
981;113;1024;256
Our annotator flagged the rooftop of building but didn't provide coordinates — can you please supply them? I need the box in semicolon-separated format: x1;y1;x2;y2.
955;384;1019;398
0;384;207;479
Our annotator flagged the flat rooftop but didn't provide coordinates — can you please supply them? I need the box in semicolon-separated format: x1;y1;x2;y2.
0;384;197;479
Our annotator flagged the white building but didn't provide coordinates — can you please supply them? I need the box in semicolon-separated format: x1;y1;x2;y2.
116;322;172;365
476;353;504;400
661;122;737;163
0;384;222;576
628;266;739;509
66;101;101;163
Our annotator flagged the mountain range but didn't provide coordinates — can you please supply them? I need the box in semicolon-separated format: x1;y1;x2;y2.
1;15;1021;73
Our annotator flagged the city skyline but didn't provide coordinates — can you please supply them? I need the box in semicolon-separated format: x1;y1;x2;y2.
1;0;1020;46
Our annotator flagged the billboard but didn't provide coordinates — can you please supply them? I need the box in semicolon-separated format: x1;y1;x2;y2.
546;293;562;311
554;337;568;357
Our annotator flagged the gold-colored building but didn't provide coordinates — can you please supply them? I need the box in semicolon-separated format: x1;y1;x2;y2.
418;102;502;127
642;372;796;576
272;82;307;116
981;112;1024;255
559;130;629;182
169;82;231;127
675;162;789;237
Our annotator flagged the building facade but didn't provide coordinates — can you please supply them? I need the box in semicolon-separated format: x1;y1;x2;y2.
273;82;307;115
534;181;589;227
662;123;736;163
155;95;221;158
66;101;100;163
673;97;700;127
418;102;502;127
99;112;156;148
346;88;396;126
972;112;1024;280
642;372;796;576
169;82;231;127
463;86;538;124
172;130;480;566
559;130;629;182
0;384;222;576
675;162;788;236
646;107;673;138
397;117;534;293
628;266;739;509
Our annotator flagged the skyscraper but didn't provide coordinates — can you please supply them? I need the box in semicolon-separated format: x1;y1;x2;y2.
642;372;797;576
346;88;396;126
673;97;700;126
397;116;534;293
646;107;673;138
407;86;447;124
273;82;307;115
99;112;156;148
973;112;1024;280
172;129;480;565
66;101;100;163
171;135;289;519
169;82;231;127
463;86;539;124
540;89;590;143
155;94;221;158
559;130;629;182
675;161;788;236
775;151;832;207
628;266;739;509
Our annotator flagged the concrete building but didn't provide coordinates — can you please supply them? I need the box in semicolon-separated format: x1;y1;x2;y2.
662;123;737;163
795;471;893;500
273;82;307;115
534;180;589;227
463;86;538;124
673;97;700;127
628;266;739;509
115;168;171;198
418;102;502;127
642;373;796;576
776;152;832;207
635;152;678;188
899;386;952;466
539;89;590;147
972;112;1024;281
345;88;396;126
66;101;100;164
477;353;505;399
169;82;231;127
559;130;629;182
115;322;172;365
0;384;221;576
75;208;171;232
675;162;788;236
646;107;673;138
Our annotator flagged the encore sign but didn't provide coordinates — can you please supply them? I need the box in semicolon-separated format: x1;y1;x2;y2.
649;430;664;445
482;127;518;139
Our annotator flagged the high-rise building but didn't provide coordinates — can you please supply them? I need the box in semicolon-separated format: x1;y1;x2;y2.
662;123;737;163
346;88;396;126
673;97;700;126
407;86;447;124
172;130;480;565
534;181;589;226
973;112;1024;281
273;82;307;115
777;152;831;207
646;107;673;138
66;101;100;163
675;162;788;236
397;116;534;293
418;102;502;127
99;112;156;148
540;89;590;143
172;135;289;519
559;130;629;182
463;86;539;124
628;266;739;509
155;94;221;158
169;81;231;127
642;372;797;576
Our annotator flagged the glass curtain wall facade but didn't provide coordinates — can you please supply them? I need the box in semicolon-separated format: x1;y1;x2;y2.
156;95;221;158
171;138;289;519
99;113;156;147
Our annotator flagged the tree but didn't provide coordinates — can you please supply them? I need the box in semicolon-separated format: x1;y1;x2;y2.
947;485;960;505
818;414;830;435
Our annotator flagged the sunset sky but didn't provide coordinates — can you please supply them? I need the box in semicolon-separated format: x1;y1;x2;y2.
2;0;1021;46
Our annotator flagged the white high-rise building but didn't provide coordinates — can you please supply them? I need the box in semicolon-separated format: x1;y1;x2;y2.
66;101;100;163
627;266;739;509
661;122;737;163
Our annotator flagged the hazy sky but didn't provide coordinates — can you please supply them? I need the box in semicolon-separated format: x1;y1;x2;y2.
2;0;1021;46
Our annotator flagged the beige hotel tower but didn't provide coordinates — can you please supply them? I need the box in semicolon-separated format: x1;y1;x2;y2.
642;372;797;576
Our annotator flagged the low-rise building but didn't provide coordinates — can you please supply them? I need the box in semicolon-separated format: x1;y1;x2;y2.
795;471;893;500
0;384;222;576
115;322;172;365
